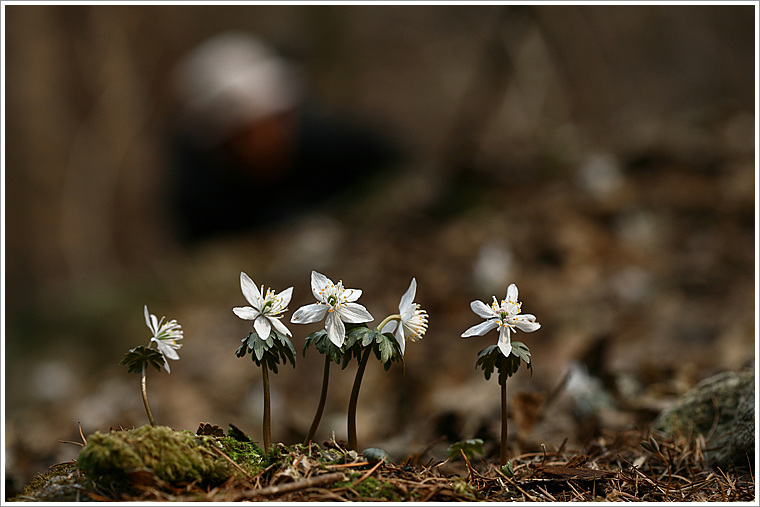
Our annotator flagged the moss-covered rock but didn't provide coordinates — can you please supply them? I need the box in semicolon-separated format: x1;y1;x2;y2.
8;462;92;502
77;425;255;489
654;369;754;469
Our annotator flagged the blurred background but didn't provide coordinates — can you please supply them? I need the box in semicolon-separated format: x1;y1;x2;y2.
3;3;756;495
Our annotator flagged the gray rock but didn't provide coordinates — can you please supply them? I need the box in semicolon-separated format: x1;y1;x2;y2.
653;370;754;469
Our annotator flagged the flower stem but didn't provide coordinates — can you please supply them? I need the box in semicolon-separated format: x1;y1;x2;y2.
377;314;400;334
347;346;372;451
141;364;156;426
304;354;331;445
500;363;509;467
262;362;272;452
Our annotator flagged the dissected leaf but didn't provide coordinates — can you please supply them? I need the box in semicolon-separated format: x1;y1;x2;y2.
476;342;533;383
237;330;296;370
120;345;165;374
378;334;394;364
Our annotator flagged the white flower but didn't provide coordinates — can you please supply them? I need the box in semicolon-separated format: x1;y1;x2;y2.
290;271;374;346
461;283;540;357
233;271;293;340
144;305;184;373
382;278;428;355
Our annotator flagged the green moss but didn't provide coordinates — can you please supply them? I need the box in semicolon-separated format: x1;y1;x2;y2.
335;473;404;501
451;476;479;500
8;462;89;502
217;435;264;475
77;425;242;489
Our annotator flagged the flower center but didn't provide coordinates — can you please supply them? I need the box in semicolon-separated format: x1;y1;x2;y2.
320;281;346;312
492;296;521;327
403;305;429;341
261;287;286;316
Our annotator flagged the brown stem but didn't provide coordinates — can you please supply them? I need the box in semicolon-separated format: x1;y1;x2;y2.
262;362;272;452
305;355;331;445
347;347;373;451
500;365;509;467
141;364;156;426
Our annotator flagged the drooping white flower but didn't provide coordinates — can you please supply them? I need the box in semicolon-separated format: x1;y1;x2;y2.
290;271;373;346
144;305;184;373
233;271;293;340
461;283;540;357
382;278;428;355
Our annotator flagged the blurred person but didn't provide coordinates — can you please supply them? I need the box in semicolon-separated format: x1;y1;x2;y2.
168;32;402;243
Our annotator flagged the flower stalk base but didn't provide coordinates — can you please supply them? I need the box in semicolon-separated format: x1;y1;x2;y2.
305;355;331;445
348;346;373;451
141;365;156;426
500;361;508;467
262;363;272;452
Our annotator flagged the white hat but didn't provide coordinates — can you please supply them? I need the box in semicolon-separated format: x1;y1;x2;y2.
173;32;304;147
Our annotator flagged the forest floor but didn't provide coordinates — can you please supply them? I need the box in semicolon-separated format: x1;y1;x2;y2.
9;421;755;502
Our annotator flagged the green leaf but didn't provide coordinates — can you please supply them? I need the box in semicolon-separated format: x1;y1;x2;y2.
275;333;297;368
120;345;165;374
340;339;365;369
266;353;279;374
345;325;374;348
253;335;265;361
475;343;532;383
377;335;394;365
447;438;484;461
477;344;499;360
264;330;275;349
511;341;532;364
303;329;328;355
475;345;499;381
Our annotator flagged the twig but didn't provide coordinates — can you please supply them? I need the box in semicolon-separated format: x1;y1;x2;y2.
492;465;538;502
326;461;370;469
210;445;253;480
78;422;87;445
459;449;476;482
238;472;346;498
351;458;385;487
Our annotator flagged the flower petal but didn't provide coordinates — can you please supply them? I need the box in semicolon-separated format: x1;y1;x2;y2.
470;300;496;319
338;302;374;323
233;306;259;320
254;315;271;340
144;305;154;333
382;320;398;334
515;317;541;333
277;286;294;308
398;278;417;313
270;316;292;337
152;337;180;360
497;325;512;357
291;303;327;324
461;319;499;337
395;327;406;356
343;288;363;302
326;311;346;346
311;271;332;300
240;272;263;308
506;283;518;303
